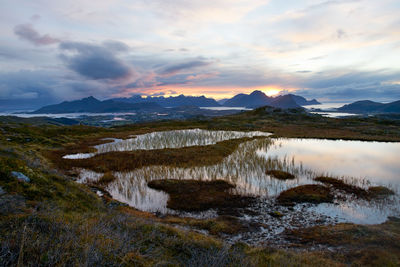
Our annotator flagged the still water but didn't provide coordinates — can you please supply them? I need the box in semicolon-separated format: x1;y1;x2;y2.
75;130;400;240
64;129;271;159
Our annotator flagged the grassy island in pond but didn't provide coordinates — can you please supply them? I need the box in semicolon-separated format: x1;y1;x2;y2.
277;184;334;205
148;179;254;212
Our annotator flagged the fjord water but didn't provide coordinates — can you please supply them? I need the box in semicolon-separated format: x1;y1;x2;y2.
75;130;400;229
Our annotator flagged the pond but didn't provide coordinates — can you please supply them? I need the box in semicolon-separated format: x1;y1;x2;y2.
64;128;271;159
74;130;400;243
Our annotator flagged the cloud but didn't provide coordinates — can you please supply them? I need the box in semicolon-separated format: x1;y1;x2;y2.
59;41;134;80
14;23;60;46
159;60;211;76
102;40;131;53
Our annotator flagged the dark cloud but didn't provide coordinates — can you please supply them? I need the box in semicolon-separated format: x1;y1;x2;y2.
296;83;400;102
160;60;211;75
14;23;60;46
0;68;125;110
59;41;133;80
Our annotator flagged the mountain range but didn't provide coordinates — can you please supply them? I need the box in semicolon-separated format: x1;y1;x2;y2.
31;90;322;113
30;92;400;115
112;95;220;107
337;100;400;114
223;91;320;108
32;96;164;114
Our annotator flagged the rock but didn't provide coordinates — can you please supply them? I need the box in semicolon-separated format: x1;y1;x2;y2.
0;186;5;196
11;171;31;182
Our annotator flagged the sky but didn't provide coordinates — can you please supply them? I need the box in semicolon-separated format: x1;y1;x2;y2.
1;0;400;109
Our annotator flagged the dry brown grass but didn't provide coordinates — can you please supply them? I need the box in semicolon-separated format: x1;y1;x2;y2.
285;217;400;266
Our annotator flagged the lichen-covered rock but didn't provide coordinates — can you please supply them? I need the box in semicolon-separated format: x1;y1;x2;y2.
11;171;31;182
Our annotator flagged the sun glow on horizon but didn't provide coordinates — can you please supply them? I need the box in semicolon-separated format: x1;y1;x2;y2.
263;88;282;97
114;85;295;100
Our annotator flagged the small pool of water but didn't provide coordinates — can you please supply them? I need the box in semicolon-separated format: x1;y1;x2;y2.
75;131;400;244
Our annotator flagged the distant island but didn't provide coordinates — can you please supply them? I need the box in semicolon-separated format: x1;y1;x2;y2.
337;100;400;114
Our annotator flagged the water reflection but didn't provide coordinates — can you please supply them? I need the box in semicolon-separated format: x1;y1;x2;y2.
259;138;400;184
77;134;400;226
64;129;271;159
